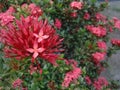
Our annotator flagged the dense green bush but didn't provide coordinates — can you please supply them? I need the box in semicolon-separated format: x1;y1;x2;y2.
0;0;120;90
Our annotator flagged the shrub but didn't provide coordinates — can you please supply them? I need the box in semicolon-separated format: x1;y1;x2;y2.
0;0;120;90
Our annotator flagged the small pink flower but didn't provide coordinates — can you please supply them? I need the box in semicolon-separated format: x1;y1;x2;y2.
92;52;105;64
85;76;92;85
29;3;36;8
111;38;120;46
86;25;106;37
26;41;45;59
95;13;106;21
29;64;37;75
70;1;83;10
70;12;77;18
55;18;62;29
65;59;78;68
84;12;90;20
109;26;113;32
29;64;42;75
0;6;15;26
21;4;28;9
62;67;82;87
93;77;108;90
22;87;28;90
0;15;15;26
6;6;15;14
34;30;49;42
29;3;42;17
12;78;23;88
97;41;107;51
0;12;15;26
113;17;120;29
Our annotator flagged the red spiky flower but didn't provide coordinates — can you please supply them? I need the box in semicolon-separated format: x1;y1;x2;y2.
0;16;63;65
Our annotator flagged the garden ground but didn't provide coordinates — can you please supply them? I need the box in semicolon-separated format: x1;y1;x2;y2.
101;1;120;90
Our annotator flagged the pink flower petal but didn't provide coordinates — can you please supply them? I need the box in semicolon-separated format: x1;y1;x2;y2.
39;30;43;36
33;33;39;38
33;52;38;58
38;38;43;42
38;48;45;53
33;42;38;49
26;48;34;53
43;35;49;39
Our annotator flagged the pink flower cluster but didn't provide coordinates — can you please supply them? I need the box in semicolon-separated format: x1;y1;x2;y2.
29;64;37;75
113;17;120;30
21;3;42;18
93;77;108;90
97;41;107;51
62;67;82;87
22;87;28;90
92;52;105;64
95;13;106;21
29;64;42;74
28;3;42;17
86;25;106;37
0;16;63;65
70;12;78;18
85;76;92;85
62;60;82;87
70;1;83;10
0;6;15;26
111;38;120;46
65;59;78;68
12;78;23;89
54;18;62;29
84;12;90;20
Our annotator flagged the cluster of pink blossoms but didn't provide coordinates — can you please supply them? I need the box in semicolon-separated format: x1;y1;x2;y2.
85;76;92;85
54;18;62;29
92;52;105;64
97;41;107;52
85;76;109;90
95;13;106;21
28;3;42;17
0;3;63;65
113;17;120;30
70;11;78;18
111;38;120;46
85;12;109;70
93;77;108;90
12;78;27;90
62;60;82;88
12;78;23;89
92;41;107;66
0;16;63;65
0;6;15;26
84;12;90;20
29;63;42;75
62;67;82;87
70;1;83;10
86;25;106;37
69;1;83;18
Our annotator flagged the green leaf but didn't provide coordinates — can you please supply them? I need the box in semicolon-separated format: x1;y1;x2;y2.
90;0;97;3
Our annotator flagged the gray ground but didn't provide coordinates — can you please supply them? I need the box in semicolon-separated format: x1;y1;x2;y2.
100;1;120;90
